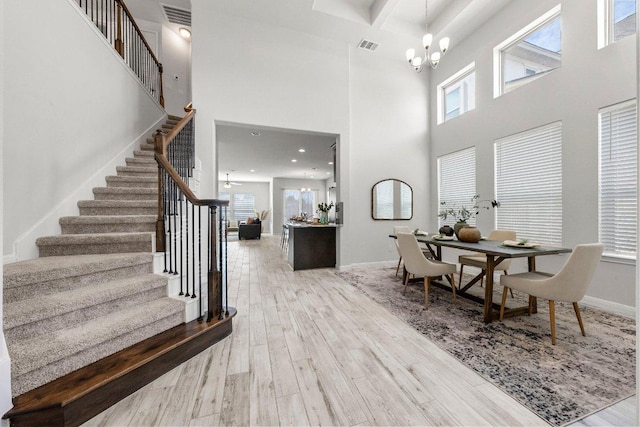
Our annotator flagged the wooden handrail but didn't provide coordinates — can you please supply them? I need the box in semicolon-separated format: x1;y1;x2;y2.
155;108;196;157
116;0;162;69
154;154;228;208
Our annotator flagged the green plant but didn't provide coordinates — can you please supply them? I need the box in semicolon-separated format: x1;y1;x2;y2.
316;202;334;213
438;195;500;222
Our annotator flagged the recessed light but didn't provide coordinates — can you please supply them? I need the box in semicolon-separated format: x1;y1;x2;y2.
291;159;297;162
298;148;306;153
251;131;261;136
326;172;331;175
250;169;255;172
328;161;334;165
179;28;191;39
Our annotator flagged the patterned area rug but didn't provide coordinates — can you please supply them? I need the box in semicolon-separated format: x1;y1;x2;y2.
336;265;636;426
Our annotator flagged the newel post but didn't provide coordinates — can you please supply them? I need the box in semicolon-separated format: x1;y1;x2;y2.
154;129;166;252
158;64;165;107
115;2;124;58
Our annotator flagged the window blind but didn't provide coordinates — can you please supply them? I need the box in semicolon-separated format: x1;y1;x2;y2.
438;147;477;227
375;180;394;219
495;122;563;245
599;100;637;257
233;193;255;221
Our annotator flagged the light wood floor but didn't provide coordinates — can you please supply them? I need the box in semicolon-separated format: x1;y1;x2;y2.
85;235;636;426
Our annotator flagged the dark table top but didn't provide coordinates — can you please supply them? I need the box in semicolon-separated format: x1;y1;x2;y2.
389;234;572;259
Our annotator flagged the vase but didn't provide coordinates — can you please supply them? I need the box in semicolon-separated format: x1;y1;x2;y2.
457;226;482;243
453;221;468;239
319;212;328;224
438;225;454;237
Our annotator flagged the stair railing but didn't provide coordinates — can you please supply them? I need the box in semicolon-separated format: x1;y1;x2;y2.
154;105;228;322
75;0;165;107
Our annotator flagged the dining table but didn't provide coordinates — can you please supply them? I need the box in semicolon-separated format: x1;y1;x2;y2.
390;233;572;323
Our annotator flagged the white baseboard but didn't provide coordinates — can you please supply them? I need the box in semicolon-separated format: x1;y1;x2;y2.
581;295;635;318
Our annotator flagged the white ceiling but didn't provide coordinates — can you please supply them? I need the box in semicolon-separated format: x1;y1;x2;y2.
125;0;510;183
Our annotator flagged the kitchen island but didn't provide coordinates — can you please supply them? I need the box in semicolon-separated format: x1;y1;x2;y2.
286;222;337;271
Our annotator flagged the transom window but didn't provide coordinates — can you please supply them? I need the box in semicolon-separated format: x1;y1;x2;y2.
437;63;476;124
494;5;562;97
599;99;637;259
598;0;637;48
495;122;563;245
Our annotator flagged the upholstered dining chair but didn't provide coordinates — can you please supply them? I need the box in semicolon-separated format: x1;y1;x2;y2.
499;243;604;345
458;229;516;292
396;232;457;308
393;226;432;276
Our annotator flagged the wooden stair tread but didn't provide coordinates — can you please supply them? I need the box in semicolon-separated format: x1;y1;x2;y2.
4;308;236;424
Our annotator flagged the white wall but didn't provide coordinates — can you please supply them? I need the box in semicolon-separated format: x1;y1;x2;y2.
161;26;192;117
0;0;12;416
3;0;165;261
218;181;272;233
191;2;430;266
428;0;636;310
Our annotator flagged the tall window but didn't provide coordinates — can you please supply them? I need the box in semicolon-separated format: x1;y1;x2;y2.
494;5;562;97
599;100;637;258
233;193;255;221
438;147;476;227
283;189;317;220
495;122;563;245
437;63;476;124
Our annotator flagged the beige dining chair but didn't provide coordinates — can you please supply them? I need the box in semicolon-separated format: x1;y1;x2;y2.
499;243;604;345
458;229;516;292
393;226;432;276
396;232;457;308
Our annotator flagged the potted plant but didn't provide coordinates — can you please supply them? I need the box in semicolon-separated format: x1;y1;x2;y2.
316;202;334;224
438;195;500;239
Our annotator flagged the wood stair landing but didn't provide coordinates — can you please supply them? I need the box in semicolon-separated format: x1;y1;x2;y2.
3;309;236;427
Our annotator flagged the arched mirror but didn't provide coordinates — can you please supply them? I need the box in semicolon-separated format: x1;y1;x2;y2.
371;179;413;220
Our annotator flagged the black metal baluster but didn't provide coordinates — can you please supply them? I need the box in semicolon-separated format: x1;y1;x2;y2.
192;203;196;299
185;196;190;297
198;206;203;319
178;185;184;296
162;168;168;273
172;179;178;276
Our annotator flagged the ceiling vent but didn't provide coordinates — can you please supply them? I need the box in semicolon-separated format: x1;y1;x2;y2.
162;4;191;26
357;39;379;52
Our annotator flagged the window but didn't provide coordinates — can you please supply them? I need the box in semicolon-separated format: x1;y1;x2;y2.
233;193;255;221
494;5;562;97
599;100;637;258
495;122;563;245
599;0;637;47
283;189;317;220
438;147;476;227
437;63;476;124
219;192;230;219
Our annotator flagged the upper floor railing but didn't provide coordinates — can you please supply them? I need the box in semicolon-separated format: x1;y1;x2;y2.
154;105;229;322
75;0;165;107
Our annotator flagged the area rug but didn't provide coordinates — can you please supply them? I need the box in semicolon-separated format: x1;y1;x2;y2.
336;265;636;426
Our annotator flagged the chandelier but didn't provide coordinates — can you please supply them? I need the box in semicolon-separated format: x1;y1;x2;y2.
405;1;450;72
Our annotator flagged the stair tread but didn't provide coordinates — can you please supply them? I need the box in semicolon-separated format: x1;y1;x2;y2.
5;310;236;422
93;187;157;193
78;200;156;207
10;298;185;378
3;253;153;289
37;232;154;245
105;175;156;181
60;215;156;224
4;274;167;330
116;166;157;172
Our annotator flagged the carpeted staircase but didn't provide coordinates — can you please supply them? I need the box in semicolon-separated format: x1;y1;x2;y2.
2;116;188;397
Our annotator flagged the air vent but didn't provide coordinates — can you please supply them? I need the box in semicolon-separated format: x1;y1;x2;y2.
162;4;191;26
357;39;379;52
